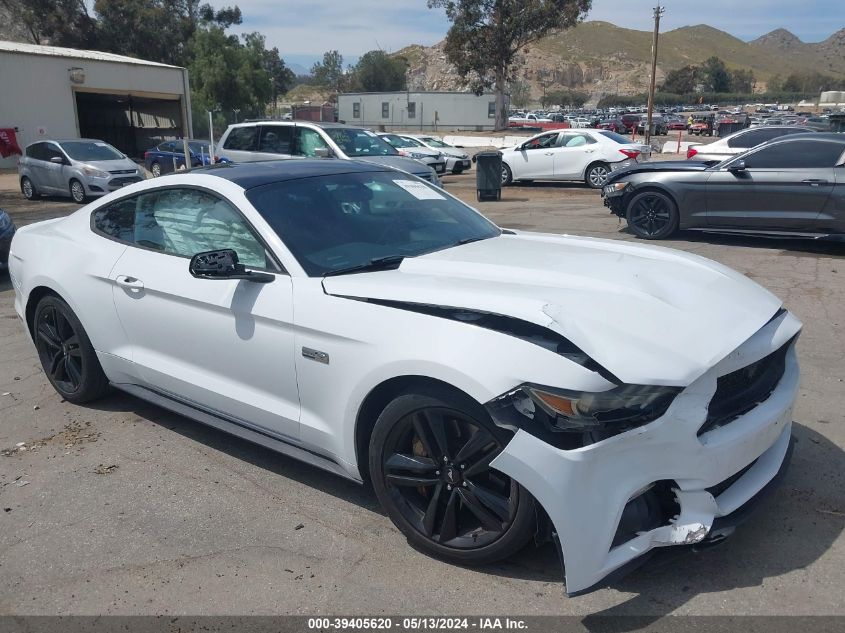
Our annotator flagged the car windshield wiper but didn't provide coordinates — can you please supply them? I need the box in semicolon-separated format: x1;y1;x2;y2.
322;255;405;277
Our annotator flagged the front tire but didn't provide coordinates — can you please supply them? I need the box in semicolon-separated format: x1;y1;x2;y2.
369;387;535;565
626;190;679;240
585;162;610;189
21;176;39;200
69;179;86;204
33;295;109;404
501;163;513;186
150;161;162;178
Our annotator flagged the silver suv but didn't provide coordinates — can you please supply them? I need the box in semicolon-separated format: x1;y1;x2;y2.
19;139;143;203
217;121;441;186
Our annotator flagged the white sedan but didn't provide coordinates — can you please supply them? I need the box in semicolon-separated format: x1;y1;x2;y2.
8;159;800;595
501;128;651;188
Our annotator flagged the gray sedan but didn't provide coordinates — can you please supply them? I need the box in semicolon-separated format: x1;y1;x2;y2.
603;133;845;240
19;139;143;203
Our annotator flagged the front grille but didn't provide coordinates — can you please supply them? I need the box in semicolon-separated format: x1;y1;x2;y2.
108;176;142;188
698;340;791;436
108;169;137;175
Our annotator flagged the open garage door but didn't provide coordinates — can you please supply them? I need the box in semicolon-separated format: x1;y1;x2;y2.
75;92;184;158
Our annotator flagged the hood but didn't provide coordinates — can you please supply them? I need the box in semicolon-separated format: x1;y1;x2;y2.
354;155;432;176
607;160;709;182
322;233;782;386
439;147;468;158
78;158;140;173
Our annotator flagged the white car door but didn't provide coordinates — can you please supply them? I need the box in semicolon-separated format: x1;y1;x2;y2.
97;187;300;440
553;132;600;179
512;132;560;179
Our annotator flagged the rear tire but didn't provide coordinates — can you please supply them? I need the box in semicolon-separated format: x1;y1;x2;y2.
150;161;162;178
32;295;109;404
625;190;679;240
585;162;611;189
369;386;536;566
69;179;86;204
21;176;39;200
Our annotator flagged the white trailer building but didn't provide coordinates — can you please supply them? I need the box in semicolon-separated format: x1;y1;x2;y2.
337;91;505;132
0;40;192;168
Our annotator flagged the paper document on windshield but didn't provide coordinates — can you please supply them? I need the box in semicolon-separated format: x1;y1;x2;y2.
393;179;446;200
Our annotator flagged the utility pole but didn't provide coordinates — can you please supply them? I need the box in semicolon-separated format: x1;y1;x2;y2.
645;4;665;146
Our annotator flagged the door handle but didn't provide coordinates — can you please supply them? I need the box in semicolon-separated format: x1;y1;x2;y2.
544;152;554;156
802;179;828;186
115;275;144;290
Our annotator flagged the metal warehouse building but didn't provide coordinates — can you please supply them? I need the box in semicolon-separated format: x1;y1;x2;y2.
0;40;192;168
337;91;505;132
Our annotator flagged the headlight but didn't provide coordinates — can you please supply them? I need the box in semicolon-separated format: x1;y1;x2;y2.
82;165;109;178
525;384;681;430
410;152;427;160
488;383;681;440
603;181;629;194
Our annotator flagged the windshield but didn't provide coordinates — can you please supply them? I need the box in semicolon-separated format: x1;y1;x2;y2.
380;135;417;149
189;141;211;155
599;131;631;145
325;128;399;157
246;171;500;276
420;137;449;148
61;141;124;161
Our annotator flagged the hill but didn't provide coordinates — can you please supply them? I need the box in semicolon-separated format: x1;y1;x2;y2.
400;21;845;102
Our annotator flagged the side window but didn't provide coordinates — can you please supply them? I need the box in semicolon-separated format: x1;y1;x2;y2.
222;126;258;151
258;125;293;154
407;102;416;118
728;128;777;149
27;143;45;160
561;134;594;147
293;127;329;157
352;102;361;118
525;133;558;150
93;196;138;243
381;102;390;118
92;189;273;270
148;189;270;268
43;143;65;162
743;141;843;169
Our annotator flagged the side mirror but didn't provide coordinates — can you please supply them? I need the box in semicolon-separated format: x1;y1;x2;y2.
314;147;333;158
727;160;747;173
189;249;274;283
50;156;65;164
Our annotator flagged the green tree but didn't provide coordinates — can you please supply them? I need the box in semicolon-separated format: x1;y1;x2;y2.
701;56;731;93
660;65;697;94
543;89;587;108
93;0;241;66
729;68;755;94
428;0;591;130
242;32;295;114
311;50;345;99
189;25;271;129
350;50;408;92
508;79;531;108
0;0;98;47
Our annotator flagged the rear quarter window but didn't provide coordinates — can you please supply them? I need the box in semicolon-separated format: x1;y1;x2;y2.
223;126;259;151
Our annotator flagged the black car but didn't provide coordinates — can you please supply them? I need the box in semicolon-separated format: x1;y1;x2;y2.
0;208;16;270
602;133;845;240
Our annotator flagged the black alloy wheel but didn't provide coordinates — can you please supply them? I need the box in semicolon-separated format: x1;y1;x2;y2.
370;390;535;565
626;190;679;240
33;296;109;403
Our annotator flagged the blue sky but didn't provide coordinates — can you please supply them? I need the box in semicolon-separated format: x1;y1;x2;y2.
212;0;844;72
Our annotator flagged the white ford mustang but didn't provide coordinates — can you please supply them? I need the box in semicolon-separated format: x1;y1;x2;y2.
8;159;801;595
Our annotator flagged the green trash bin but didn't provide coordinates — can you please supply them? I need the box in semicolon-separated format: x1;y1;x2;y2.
475;151;502;202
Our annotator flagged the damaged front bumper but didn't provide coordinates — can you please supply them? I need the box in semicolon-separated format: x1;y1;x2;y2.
488;311;801;596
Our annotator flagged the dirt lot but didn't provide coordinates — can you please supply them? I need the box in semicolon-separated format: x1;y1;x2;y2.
0;168;843;616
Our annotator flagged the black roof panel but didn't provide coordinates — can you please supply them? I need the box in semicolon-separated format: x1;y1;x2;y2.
192;158;391;189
